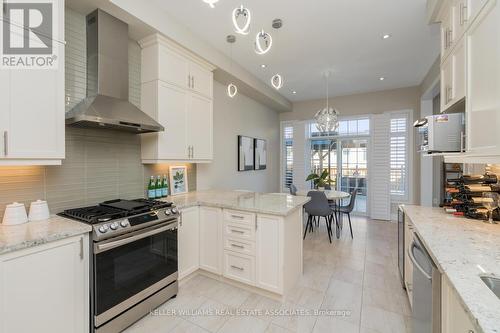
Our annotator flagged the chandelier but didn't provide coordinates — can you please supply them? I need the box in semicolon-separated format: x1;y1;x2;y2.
314;73;339;134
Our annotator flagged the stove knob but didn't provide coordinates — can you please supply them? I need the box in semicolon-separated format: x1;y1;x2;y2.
171;208;178;214
164;209;171;216
98;225;109;233
120;220;129;228
110;222;118;230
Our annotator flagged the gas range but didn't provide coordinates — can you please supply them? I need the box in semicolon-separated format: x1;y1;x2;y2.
59;198;179;241
59;198;180;332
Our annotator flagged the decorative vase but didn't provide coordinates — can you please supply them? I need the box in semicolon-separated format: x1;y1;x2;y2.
318;187;325;191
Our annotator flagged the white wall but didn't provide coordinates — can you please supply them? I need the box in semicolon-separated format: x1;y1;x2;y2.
197;81;280;192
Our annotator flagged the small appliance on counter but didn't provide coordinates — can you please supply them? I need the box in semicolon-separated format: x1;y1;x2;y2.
59;198;179;333
414;113;465;154
1;202;28;226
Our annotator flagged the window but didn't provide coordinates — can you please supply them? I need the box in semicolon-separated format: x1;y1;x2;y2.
390;115;409;198
309;117;370;137
282;124;293;190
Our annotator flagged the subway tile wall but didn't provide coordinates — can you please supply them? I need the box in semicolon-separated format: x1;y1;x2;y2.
0;8;196;218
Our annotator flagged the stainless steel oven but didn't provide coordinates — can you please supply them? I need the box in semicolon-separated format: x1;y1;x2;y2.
59;198;179;333
92;220;178;333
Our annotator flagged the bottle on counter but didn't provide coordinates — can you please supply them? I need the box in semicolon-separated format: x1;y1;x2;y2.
162;174;169;197
147;176;156;199
155;175;162;198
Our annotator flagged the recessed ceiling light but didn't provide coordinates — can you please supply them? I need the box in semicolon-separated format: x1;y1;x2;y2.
382;34;391;39
203;0;219;8
292;91;297;94
260;64;267;69
379;77;385;81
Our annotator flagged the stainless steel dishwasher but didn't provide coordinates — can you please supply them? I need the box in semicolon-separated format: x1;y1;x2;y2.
408;233;441;333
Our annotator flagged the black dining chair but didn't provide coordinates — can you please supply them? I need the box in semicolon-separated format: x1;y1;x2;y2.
289;184;297;196
337;189;358;238
303;191;334;243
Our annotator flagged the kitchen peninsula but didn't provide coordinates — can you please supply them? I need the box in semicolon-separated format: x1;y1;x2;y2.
165;190;310;296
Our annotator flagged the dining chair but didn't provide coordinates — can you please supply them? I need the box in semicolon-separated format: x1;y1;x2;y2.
337;189;358;238
289;184;298;196
303;191;333;243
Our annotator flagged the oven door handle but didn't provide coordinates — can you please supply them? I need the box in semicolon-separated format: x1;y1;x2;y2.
95;224;175;254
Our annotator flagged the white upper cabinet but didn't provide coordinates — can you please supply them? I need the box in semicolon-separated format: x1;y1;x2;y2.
139;34;215;163
466;0;500;156
0;4;65;165
187;94;213;161
441;9;454;61
441;37;466;111
467;0;490;25
188;61;213;98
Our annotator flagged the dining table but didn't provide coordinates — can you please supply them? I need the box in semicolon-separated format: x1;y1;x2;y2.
298;189;351;239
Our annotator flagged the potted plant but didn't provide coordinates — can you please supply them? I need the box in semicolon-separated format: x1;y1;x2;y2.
306;170;331;190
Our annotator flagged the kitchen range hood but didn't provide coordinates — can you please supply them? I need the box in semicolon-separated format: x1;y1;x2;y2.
66;9;163;133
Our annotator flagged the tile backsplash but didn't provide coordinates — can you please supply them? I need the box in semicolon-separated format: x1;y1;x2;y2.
0;128;196;218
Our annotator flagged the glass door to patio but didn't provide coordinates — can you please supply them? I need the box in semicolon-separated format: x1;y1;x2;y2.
338;138;368;214
310;138;368;215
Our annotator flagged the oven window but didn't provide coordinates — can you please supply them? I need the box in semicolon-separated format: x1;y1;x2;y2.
95;228;177;316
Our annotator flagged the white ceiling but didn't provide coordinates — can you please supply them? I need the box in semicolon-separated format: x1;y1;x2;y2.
151;0;440;102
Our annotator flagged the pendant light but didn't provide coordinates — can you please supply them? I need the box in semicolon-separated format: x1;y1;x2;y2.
232;5;251;35
226;35;238;98
268;20;283;89
271;74;283;90
314;72;339;134
254;30;272;55
202;0;219;8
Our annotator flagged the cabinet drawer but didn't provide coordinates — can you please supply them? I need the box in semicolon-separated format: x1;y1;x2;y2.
223;222;255;242
223;251;255;285
223;210;255;226
224;238;255;256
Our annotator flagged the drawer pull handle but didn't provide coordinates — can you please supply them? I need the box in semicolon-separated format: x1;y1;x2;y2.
231;229;245;234
231;265;244;271
231;215;244;219
231;244;244;249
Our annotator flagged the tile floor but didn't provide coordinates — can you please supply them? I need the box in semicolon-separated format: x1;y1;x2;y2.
124;216;411;333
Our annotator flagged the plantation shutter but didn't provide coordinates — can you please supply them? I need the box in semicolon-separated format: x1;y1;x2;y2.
370;114;391;220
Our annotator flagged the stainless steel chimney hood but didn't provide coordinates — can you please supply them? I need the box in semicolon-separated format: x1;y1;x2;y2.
66;9;164;133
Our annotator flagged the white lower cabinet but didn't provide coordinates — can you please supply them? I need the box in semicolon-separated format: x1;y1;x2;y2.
0;234;89;333
223;251;255;286
178;207;200;279
199;206;222;274
255;215;282;294
178;205;302;296
441;275;478;333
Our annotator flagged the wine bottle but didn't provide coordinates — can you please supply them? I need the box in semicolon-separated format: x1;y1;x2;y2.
155;175;162;198
162;174;168;197
147;176;156;199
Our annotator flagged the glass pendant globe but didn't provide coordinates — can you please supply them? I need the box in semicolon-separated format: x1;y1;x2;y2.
314;107;339;134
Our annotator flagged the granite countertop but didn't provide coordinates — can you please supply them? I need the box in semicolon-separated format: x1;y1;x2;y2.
166;190;310;216
0;215;92;256
402;205;500;333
